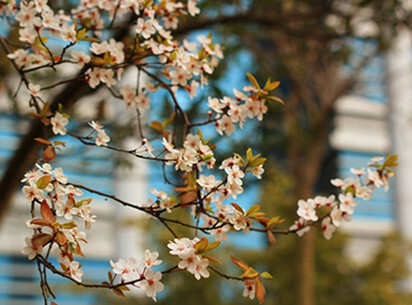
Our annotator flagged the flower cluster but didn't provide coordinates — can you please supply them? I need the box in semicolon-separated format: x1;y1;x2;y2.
163;133;216;173
168;237;211;280
110;250;163;301
290;156;396;240
88;120;110;146
209;75;283;136
21;163;96;282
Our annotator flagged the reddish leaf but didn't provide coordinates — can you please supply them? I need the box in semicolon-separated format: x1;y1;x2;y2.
56;231;68;246
41;200;55;222
267;230;276;247
256;277;265;304
231;203;244;213
51;302;58;305
34;138;51;145
203;255;222;265
32;233;53;247
43;146;56;162
112;288;126;298
75;243;85;258
231;256;249;271
66;195;75;208
179;191;197;205
30;218;53;227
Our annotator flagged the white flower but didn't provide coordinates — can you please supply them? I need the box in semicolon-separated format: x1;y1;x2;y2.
243;278;257;300
71;50;91;68
28;83;42;97
191;257;210;280
136;18;156;39
66;261;83;282
51;113;69;135
229;208;249;231
143;250;162;269
338;192;357;215
297;199;318;221
330;206;351;227
139;269;164;301
321;217;336;240
197;175;221;192
289;218;310;237
54;167;68;184
216;115;236;136
110;258;139;281
168;237;197;258
21;236;43;260
187;0;200;16
22;183;44;202
96;129;110;146
226;165;244;186
60;24;77;42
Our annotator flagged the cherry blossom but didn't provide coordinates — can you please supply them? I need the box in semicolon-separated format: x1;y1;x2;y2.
51;113;69;135
65;261;84;282
139;269;164;301
110;258;139;281
321;217;336;240
297;199;318;221
143;250;162;269
21;236;43;260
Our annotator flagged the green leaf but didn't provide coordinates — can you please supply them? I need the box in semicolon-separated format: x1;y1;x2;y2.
202;241;221;253
61;221;77;229
112;287;126;298
267;95;285;105
246;148;253;161
163;112;176;128
246;204;261;217
150;120;164;132
260;271;273;279
76;28;87;40
242;267;260;279
54;141;66;147
194;237;208;253
233;153;245;167
246;72;260;89
37;175;52;190
267;216;281;228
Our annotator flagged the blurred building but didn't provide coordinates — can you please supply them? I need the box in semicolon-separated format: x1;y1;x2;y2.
331;30;412;270
0;91;149;304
